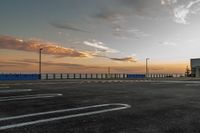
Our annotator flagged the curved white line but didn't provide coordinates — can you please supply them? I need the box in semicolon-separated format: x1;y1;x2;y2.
0;103;131;130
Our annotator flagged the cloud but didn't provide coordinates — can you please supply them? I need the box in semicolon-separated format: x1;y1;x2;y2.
117;0;200;24
161;0;200;24
0;36;91;58
13;59;85;67
113;28;149;40
95;11;149;39
109;57;137;62
161;0;177;5
173;5;190;24
0;35;139;66
83;40;119;53
159;41;177;46
117;0;168;18
0;61;31;67
49;22;89;33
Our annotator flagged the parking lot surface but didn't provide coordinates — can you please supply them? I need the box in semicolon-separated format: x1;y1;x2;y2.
1;79;200;133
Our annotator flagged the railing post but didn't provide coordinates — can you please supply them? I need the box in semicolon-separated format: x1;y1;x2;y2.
91;74;93;79
61;74;63;79
46;74;48;80
53;74;56;79
74;74;76;79
79;74;81;79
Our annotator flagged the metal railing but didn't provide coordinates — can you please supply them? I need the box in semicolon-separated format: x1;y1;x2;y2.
41;73;185;80
41;73;127;80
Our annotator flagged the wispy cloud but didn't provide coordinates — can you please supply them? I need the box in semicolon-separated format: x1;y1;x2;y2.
113;28;149;40
159;41;177;46
0;36;91;58
109;57;137;62
49;22;89;33
0;61;32;67
161;0;200;24
83;40;119;53
94;11;149;39
0;35;138;63
13;59;85;67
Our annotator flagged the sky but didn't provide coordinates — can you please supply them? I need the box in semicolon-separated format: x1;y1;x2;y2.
0;0;200;74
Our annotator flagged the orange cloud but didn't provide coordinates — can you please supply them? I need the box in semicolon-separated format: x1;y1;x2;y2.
109;57;137;62
0;36;91;58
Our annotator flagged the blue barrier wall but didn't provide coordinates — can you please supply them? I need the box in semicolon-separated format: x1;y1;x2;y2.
127;74;145;78
0;74;40;80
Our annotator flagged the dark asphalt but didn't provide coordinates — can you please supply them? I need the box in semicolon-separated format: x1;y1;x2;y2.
1;80;200;133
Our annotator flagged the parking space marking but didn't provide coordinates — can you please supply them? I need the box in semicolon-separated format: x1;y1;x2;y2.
0;89;32;93
81;80;150;84
154;81;200;84
150;82;175;85
185;84;200;86
0;103;130;130
0;82;81;86
0;86;10;89
0;93;63;102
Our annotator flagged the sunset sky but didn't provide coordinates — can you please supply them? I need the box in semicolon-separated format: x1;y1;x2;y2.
1;0;200;74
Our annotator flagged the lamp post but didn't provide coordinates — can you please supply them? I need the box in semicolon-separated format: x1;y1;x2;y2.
108;66;111;78
146;58;150;77
108;66;110;74
39;48;43;79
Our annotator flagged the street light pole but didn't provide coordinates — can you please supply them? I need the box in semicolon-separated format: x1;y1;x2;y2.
146;58;150;77
39;48;43;79
108;66;110;74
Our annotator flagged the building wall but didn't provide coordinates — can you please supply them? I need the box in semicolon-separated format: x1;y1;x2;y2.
191;58;200;77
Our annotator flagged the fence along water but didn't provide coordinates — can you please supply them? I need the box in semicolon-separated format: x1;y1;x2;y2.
0;73;185;80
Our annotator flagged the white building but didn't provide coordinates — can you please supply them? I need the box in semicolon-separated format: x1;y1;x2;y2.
191;58;200;77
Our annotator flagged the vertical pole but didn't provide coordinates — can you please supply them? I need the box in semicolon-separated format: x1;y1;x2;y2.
39;48;43;80
108;66;110;78
146;58;150;78
46;74;48;80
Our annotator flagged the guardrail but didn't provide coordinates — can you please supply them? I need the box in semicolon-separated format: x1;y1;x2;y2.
41;73;185;80
0;73;185;80
146;74;185;78
41;73;129;80
0;74;40;80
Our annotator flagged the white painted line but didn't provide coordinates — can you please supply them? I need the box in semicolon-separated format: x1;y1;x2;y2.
151;81;200;84
0;89;32;93
0;86;10;89
0;82;81;86
0;93;63;102
150;83;173;85
0;103;130;130
0;103;126;121
185;84;200;86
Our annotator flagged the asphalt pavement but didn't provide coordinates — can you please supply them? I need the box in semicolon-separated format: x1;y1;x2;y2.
1;79;200;133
